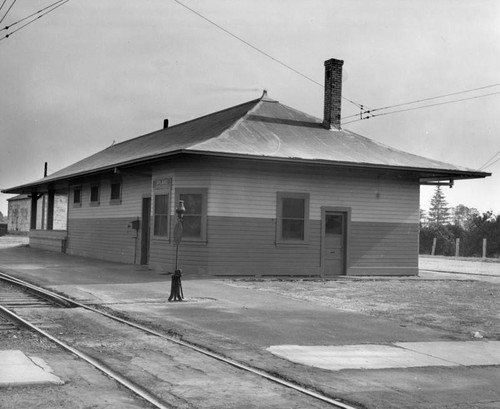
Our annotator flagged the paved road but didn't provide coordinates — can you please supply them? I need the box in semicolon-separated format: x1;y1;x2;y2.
420;255;500;283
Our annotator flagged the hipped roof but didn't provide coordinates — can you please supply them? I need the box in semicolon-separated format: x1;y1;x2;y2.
2;93;490;194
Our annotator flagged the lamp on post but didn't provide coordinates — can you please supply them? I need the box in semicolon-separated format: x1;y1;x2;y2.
169;200;185;302
176;200;186;221
174;200;185;270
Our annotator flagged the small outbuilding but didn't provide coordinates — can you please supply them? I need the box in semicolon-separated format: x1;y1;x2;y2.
0;221;7;236
6;194;31;234
2;59;490;276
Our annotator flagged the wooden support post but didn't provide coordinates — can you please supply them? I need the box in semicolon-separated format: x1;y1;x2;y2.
483;238;487;259
41;195;46;229
455;238;460;257
47;190;55;230
431;237;437;256
30;194;38;230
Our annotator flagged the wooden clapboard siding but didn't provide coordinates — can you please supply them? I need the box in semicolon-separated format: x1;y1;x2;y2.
152;157;419;224
145;157;421;275
65;174;150;263
29;230;67;253
148;215;321;275
63;156;421;275
68;175;150;219
207;216;320;267
204;159;419;224
66;217;139;263
148;238;209;274
348;221;418;273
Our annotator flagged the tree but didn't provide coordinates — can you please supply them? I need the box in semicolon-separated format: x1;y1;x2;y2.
427;186;450;226
466;211;500;258
452;204;479;229
419;208;427;227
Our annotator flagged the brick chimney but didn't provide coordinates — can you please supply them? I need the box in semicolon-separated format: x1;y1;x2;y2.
323;58;344;130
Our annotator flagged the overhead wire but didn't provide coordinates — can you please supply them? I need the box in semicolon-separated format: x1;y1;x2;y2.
342;90;500;125
172;0;366;109
0;0;8;13
479;148;500;170
0;0;17;25
341;82;500;121
0;0;69;41
2;0;496;130
366;83;499;116
481;155;500;171
174;0;499;118
1;0;66;32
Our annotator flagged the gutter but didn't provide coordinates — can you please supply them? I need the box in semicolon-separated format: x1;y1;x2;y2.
2;149;491;194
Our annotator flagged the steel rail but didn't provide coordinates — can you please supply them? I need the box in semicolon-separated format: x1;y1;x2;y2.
0;272;73;308
0;271;360;409
0;304;173;409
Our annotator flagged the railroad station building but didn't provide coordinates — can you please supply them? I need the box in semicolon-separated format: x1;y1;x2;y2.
2;59;490;276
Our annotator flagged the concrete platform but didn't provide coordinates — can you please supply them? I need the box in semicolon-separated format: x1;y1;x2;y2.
0;350;63;387
267;341;500;371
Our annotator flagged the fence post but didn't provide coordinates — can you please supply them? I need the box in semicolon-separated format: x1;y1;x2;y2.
483;238;487;259
431;237;437;256
455;238;460;257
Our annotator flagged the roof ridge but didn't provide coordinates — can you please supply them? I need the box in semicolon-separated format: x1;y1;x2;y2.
188;93;271;148
278;101;323;124
105;96;263;151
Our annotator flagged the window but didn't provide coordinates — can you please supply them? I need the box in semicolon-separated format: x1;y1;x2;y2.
176;188;207;241
276;192;309;243
325;214;343;235
110;181;121;204
90;185;100;205
154;194;169;236
73;187;82;207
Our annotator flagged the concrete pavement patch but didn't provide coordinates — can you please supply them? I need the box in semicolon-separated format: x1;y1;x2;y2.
268;341;500;371
267;344;456;370
0;350;64;387
394;341;500;366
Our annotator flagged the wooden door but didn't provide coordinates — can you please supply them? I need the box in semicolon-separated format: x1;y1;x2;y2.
140;197;151;265
323;212;346;275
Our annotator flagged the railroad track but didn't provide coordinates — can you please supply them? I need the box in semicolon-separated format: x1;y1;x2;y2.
0;273;73;330
0;271;360;409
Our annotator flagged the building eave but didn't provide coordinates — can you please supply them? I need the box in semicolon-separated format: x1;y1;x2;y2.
2;147;490;196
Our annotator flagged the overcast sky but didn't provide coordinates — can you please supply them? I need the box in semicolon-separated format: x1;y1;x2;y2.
1;0;499;217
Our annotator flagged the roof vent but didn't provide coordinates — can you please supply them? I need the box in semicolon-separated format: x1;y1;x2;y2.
163;119;169;129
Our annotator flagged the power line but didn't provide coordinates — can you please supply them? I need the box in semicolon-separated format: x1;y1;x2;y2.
0;0;17;26
0;0;69;42
172;0;365;109
342;82;500;121
1;0;66;33
342;90;500;126
479;148;500;170
370;83;500;114
480;154;500;170
0;0;8;13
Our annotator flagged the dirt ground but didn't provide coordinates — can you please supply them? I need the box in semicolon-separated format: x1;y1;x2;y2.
225;275;500;341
